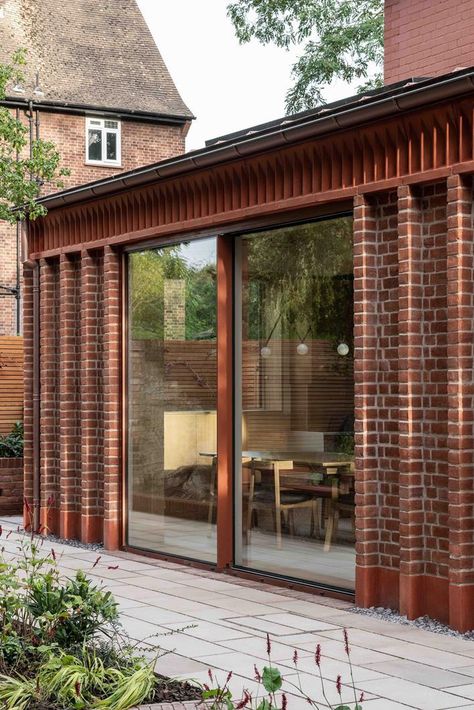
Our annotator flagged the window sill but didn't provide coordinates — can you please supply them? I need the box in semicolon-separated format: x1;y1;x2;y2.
85;161;122;168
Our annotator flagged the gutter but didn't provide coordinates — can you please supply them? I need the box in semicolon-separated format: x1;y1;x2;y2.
1;97;195;126
35;68;474;211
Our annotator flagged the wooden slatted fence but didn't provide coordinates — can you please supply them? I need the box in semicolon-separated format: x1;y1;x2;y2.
0;336;24;435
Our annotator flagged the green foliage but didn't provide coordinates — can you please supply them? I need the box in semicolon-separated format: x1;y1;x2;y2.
0;49;69;223
203;631;364;710
261;666;282;692
96;664;157;710
246;217;353;348
0;420;23;457
0;536;164;709
226;0;384;112
0;674;35;710
26;568;118;646
129;244;216;341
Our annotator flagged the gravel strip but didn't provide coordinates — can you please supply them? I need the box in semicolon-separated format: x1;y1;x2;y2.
42;533;103;552
350;606;474;640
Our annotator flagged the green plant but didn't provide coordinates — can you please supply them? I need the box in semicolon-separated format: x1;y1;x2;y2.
26;569;118;646
39;651;108;708
0;421;24;458
227;0;384;112
97;663;157;710
0;674;36;710
0;50;69;223
0;533;192;709
203;631;364;710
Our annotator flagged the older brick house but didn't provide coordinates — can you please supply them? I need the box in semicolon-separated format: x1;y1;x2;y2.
22;0;474;631
0;0;192;334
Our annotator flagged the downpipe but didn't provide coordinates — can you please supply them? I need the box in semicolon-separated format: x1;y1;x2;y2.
22;223;40;533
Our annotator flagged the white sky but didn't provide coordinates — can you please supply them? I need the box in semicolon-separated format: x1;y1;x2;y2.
136;0;349;152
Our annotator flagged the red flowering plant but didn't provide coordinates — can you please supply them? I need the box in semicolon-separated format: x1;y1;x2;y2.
202;630;364;710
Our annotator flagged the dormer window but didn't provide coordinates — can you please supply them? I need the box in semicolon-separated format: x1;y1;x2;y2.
86;117;121;166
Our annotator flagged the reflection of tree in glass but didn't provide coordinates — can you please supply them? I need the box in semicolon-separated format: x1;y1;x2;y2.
129;245;216;340
246;217;353;348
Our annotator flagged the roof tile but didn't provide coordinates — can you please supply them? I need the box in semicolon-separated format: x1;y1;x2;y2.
0;0;193;119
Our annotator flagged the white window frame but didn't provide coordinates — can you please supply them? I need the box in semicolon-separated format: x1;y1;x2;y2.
85;116;121;166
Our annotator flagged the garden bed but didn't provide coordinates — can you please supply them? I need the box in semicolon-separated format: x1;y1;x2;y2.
0;533;204;710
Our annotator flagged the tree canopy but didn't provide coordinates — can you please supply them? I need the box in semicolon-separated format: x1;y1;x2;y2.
129;246;217;341
227;0;384;113
0;50;68;223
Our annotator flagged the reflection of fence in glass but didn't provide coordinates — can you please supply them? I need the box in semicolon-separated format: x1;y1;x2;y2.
242;338;353;453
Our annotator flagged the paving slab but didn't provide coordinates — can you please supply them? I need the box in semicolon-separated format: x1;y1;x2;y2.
3;517;474;710
363;658;474;689
361;677;470;709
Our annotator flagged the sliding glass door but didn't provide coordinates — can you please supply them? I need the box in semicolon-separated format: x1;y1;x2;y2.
127;237;217;563
234;217;355;589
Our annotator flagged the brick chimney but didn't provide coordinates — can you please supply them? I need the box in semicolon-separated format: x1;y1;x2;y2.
384;0;474;85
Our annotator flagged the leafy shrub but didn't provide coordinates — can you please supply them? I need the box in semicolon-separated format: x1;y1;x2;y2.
0;421;24;458
26;568;118;646
0;535;166;709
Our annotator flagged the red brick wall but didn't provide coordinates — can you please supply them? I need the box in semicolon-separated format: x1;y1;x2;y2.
354;191;400;610
446;175;474;631
0;458;23;515
355;179;474;629
0;111;188;336
385;0;474;84
420;184;449;582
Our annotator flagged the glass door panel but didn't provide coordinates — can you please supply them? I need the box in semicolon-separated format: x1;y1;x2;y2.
127;237;217;563
234;218;355;589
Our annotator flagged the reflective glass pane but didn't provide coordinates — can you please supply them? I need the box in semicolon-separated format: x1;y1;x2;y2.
106;132;117;161
234;217;355;589
88;129;102;161
128;238;217;562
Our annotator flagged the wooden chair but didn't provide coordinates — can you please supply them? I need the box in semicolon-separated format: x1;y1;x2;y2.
207;456;217;530
319;465;355;551
246;459;318;548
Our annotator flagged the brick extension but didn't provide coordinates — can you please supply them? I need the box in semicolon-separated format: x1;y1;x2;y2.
24;74;474;628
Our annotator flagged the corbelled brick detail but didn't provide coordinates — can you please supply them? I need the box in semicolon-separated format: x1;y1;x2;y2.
384;0;474;84
354;192;400;610
0;458;23;515
24;248;120;548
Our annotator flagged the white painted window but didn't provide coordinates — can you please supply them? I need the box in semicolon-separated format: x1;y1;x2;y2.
86;117;121;166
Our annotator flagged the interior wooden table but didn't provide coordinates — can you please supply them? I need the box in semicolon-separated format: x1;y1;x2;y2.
199;450;354;549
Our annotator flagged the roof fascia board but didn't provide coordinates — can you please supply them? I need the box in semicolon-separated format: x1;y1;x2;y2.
1;98;194;125
35;70;474;211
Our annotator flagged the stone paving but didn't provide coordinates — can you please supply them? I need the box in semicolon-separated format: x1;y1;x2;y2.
3;515;474;709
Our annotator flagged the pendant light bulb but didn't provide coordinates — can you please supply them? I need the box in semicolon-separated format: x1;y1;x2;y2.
337;342;349;356
296;342;309;356
260;345;271;359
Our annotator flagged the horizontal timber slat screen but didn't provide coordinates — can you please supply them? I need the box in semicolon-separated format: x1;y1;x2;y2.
0;337;24;435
